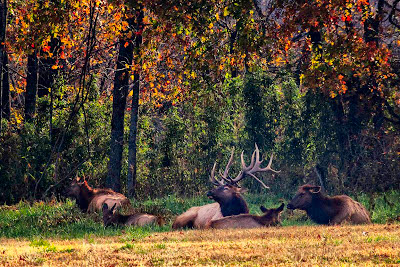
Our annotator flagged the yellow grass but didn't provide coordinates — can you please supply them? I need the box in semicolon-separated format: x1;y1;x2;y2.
1;224;400;266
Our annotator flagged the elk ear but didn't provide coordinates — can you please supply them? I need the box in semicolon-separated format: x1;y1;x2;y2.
110;203;117;213
102;203;108;212
276;203;285;212
238;187;248;194
260;206;268;213
310;186;321;194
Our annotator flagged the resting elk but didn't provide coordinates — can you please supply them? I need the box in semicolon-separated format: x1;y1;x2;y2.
172;144;280;229
287;184;371;225
208;203;284;229
65;176;131;213
102;203;164;227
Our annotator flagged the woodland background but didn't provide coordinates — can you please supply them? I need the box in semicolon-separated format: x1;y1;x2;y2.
1;0;400;205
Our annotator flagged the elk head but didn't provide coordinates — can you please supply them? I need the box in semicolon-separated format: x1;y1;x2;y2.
102;203;117;227
287;185;321;210
207;144;280;216
260;203;285;226
65;176;85;199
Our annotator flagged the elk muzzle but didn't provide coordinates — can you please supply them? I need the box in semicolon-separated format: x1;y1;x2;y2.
286;203;295;210
206;190;214;199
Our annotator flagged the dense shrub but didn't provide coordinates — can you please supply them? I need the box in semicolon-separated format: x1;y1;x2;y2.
1;70;399;204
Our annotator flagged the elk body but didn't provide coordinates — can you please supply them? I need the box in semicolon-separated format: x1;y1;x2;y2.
65;176;131;213
287;184;371;225
172;144;279;229
209;203;284;229
102;203;163;227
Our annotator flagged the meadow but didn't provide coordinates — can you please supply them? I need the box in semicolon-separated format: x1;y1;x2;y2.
0;192;400;266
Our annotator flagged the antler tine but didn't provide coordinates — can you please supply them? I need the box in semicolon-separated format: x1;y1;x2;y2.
219;170;233;183
241;150;256;171
222;147;235;179
264;153;281;173
231;148;256;183
232;143;280;186
248;173;270;189
210;162;224;186
251;144;280;173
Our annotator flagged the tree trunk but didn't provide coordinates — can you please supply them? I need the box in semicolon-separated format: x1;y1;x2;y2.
1;50;9;121
106;17;135;193
0;0;10;124
38;37;60;98
127;8;144;198
25;52;39;122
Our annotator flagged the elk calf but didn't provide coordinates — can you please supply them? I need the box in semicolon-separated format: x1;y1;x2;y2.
209;203;284;229
287;185;371;225
102;203;163;227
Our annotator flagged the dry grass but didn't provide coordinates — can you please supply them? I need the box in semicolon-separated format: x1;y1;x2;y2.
1;224;400;266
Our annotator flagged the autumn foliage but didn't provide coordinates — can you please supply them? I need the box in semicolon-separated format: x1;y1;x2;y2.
0;0;399;203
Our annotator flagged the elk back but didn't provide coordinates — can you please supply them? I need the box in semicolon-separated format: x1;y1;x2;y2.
88;194;131;213
172;203;222;229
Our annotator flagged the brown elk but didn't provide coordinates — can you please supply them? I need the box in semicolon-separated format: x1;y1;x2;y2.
209;203;284;229
102;203;164;227
287;184;371;225
172;144;279;229
65;176;131;213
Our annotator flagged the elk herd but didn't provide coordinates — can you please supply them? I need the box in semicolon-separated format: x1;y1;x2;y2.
66;144;371;230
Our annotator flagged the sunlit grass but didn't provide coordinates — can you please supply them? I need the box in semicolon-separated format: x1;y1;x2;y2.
0;193;400;265
1;224;399;266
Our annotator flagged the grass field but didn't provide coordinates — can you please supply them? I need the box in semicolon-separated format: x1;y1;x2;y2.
0;192;400;266
1;224;400;266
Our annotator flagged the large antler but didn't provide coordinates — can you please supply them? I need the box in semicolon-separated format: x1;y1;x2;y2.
210;144;280;188
232;143;280;188
209;148;235;186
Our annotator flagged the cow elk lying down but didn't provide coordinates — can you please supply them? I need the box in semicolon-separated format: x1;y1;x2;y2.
287;184;371;225
172;144;279;229
65;176;131;213
209;203;285;229
102;203;164;227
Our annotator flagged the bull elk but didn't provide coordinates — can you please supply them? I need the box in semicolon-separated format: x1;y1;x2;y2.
287;184;371;225
65;176;131;213
209;203;284;229
102;203;164;227
172;144;280;229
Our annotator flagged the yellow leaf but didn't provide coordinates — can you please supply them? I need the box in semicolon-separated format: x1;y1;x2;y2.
223;7;229;16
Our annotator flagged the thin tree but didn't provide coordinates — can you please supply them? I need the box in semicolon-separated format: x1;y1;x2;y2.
0;0;10;125
107;15;135;192
127;6;144;198
25;51;38;122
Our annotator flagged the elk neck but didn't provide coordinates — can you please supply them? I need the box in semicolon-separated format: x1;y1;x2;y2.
114;213;131;224
79;181;95;204
306;192;337;224
219;195;249;217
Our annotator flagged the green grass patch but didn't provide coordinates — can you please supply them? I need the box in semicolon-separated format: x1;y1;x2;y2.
0;191;399;239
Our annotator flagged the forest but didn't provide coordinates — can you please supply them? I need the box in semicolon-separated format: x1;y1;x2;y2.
1;0;399;204
0;0;400;265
